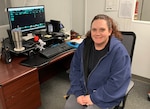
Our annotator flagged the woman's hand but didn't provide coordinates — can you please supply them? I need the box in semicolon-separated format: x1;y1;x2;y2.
77;95;86;105
77;95;93;106
83;95;93;106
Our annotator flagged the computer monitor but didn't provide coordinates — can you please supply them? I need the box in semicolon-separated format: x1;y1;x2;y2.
7;5;46;36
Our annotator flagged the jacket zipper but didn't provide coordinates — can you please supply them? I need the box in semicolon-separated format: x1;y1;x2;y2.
84;52;108;94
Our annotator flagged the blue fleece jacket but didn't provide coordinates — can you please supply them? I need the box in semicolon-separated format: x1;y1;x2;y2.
67;36;131;108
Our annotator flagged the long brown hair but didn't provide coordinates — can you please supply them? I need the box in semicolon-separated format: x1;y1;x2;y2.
86;14;122;40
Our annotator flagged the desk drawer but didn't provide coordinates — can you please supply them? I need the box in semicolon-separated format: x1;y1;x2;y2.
5;83;41;109
3;70;39;99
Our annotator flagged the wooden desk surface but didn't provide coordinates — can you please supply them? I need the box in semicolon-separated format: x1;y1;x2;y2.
0;50;75;86
0;57;37;86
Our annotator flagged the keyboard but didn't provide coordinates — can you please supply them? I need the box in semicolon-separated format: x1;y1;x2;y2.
39;43;74;58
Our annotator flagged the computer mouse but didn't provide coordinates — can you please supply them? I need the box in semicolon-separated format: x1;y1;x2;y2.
70;42;77;45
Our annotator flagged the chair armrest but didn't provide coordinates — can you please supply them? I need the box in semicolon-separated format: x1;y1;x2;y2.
126;80;134;95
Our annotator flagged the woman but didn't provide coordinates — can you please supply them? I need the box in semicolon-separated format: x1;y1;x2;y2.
64;14;131;109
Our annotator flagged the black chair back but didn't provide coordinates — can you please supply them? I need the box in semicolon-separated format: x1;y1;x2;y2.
121;31;136;62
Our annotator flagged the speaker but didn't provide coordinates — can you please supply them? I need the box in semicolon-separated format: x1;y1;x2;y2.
1;47;12;64
1;38;12;64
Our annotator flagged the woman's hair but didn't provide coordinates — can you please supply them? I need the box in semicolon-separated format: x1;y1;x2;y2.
86;14;122;40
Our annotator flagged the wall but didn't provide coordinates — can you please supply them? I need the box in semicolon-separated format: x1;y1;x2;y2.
38;0;72;31
72;0;85;35
0;0;9;25
131;22;150;78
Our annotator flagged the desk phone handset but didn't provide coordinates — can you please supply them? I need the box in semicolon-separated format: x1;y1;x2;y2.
1;38;12;64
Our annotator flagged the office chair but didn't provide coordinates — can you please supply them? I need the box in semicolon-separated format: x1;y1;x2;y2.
114;31;136;109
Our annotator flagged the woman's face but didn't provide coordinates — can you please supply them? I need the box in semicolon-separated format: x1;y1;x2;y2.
91;19;112;48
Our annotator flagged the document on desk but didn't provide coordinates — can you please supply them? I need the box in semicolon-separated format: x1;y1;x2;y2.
70;38;83;44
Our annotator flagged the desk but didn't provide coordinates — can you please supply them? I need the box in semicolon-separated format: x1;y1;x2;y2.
0;50;74;109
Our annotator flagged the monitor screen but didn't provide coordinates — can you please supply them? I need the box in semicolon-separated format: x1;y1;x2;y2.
7;5;46;35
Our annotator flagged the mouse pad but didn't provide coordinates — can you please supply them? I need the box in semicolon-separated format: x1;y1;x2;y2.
66;42;79;48
20;54;50;67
